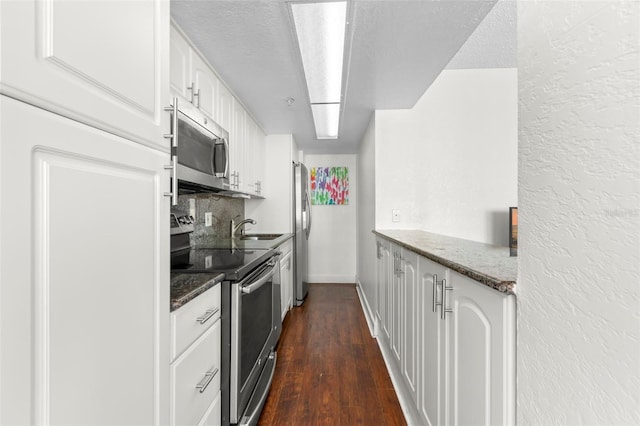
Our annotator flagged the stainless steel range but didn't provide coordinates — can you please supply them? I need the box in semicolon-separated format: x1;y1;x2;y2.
170;211;282;426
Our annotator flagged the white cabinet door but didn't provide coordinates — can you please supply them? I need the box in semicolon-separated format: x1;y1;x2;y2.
230;98;245;191
401;249;419;403
280;251;293;320
192;52;219;121
417;256;448;426
243;116;257;194
0;0;170;151
376;239;391;343
254;127;266;196
445;271;516;426
217;83;233;133
0;96;170;425
390;244;402;365
170;24;193;102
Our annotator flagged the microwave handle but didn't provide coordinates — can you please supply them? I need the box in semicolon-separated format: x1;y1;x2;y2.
223;137;229;178
213;137;229;179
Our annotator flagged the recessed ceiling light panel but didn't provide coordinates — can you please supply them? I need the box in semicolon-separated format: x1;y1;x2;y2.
291;1;347;139
311;103;340;139
291;1;346;104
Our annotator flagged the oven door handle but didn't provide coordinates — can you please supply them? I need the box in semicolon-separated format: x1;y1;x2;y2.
241;262;277;295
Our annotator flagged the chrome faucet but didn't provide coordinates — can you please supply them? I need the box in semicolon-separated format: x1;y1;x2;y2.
231;218;256;237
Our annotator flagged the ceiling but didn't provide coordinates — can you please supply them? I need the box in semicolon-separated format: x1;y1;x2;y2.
171;0;512;154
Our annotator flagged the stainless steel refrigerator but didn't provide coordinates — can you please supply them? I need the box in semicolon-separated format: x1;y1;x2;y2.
293;162;311;306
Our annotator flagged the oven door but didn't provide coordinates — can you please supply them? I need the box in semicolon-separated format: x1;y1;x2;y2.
230;257;279;425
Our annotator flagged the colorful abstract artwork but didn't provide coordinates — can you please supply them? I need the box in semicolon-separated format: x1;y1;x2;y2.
310;166;349;205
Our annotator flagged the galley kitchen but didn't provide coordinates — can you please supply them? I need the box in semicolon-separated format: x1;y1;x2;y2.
1;1;638;426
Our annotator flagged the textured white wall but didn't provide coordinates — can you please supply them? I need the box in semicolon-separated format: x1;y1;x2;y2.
518;2;640;424
375;68;517;245
356;116;377;310
306;154;357;283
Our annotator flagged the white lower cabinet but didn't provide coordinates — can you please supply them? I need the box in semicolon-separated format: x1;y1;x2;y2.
417;256;448;426
377;239;516;426
278;239;294;320
445;270;516;426
170;285;222;426
198;390;222;426
376;239;392;344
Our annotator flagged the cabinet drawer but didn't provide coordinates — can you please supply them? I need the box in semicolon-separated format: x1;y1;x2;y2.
171;319;221;426
198;390;221;426
171;284;221;360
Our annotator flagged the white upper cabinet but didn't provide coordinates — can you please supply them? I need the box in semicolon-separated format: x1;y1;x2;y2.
170;22;267;198
0;95;170;425
217;83;233;134
0;0;170;152
192;52;219;120
230;98;245;191
170;24;193;102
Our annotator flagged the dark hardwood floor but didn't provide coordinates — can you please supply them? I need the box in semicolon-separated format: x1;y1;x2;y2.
258;283;406;425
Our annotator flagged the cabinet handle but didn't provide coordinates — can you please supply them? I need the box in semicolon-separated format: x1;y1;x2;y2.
187;84;194;103
432;274;439;313
196;307;220;325
193;89;200;108
195;366;219;393
163;97;179;206
440;278;454;320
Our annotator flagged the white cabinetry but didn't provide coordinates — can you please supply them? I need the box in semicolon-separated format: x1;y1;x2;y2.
417;256;448;426
376;239;392;344
169;24;219;121
377;239;516;426
169;22;266;199
0;96;170;424
0;0;169;151
170;284;222;426
279;241;294;320
390;244;403;365
401;250;419;404
445;270;516;426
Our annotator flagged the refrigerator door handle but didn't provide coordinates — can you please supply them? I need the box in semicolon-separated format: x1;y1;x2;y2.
305;189;312;238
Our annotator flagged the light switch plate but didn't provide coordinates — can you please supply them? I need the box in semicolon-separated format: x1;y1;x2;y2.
205;212;213;227
392;209;401;223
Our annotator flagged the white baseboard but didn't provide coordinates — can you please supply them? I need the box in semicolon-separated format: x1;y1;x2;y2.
376;336;424;425
355;280;376;337
307;274;356;283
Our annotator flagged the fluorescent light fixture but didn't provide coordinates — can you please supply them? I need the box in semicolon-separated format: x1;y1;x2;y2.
291;1;347;139
311;103;340;139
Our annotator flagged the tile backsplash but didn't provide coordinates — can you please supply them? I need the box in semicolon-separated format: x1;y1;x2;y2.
176;193;244;244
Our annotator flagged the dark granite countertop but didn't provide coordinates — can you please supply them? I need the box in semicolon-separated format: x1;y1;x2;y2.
193;233;294;251
373;229;517;295
170;272;225;312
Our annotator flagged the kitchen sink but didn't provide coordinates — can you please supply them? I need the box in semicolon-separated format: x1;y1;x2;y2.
239;233;283;241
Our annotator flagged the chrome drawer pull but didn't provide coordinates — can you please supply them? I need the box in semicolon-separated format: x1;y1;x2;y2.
195;366;219;393
196;307;220;325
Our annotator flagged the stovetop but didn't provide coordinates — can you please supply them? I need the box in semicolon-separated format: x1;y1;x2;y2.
171;247;276;281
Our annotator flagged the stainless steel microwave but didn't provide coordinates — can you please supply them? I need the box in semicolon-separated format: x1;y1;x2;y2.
175;100;230;194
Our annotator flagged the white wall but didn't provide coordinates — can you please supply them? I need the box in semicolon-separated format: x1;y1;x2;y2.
356;116;377;312
375;68;517;245
518;2;640;425
305;154;357;283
